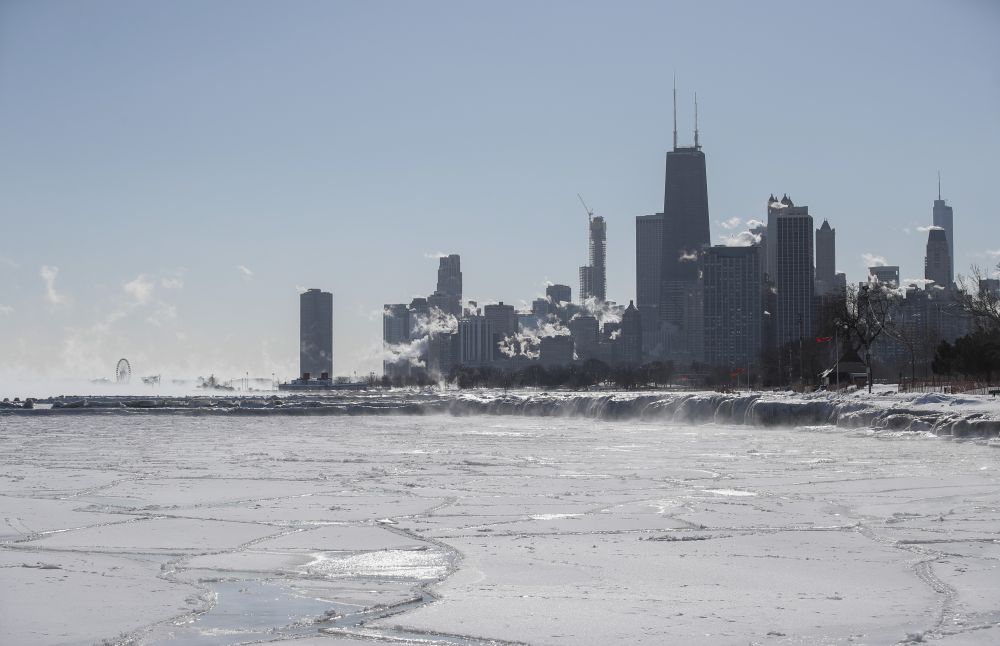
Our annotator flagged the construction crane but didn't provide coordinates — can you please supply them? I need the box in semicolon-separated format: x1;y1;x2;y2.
577;193;594;222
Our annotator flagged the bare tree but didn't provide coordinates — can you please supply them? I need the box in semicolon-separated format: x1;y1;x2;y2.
956;262;1000;331
832;283;896;393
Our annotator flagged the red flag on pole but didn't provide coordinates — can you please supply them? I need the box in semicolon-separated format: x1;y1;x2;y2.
815;336;833;343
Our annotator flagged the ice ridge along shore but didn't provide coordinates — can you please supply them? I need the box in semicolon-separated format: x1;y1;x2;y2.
6;390;1000;439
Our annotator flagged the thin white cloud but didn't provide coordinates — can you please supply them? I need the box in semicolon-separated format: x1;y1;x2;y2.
0;305;13;315
161;277;184;289
423;252;448;259
861;253;887;268
40;265;65;304
145;303;177;327
986;249;1000;258
916;225;943;233
0;255;19;269
238;265;254;280
719;217;742;230
295;285;307;294
124;274;155;304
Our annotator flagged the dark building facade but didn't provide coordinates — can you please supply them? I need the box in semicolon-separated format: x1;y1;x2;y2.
636;213;664;358
546;284;572;306
925;227;950;290
569;315;599;360
702;246;762;371
435;254;463;316
620;301;643;366
932;185;955;288
658;139;709;364
458;315;494;366
483;302;517;342
382;303;411;377
773;202;815;348
300;288;333;379
539;335;575;367
815;219;836;296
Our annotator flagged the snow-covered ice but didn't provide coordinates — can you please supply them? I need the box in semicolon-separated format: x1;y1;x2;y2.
2;392;1000;644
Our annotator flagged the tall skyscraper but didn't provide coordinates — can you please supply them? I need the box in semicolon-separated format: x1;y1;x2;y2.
925;227;950;290
815;219;836;295
932;177;954;287
636;213;664;309
620;301;643;365
435;254;462;316
765;194;795;279
659;85;709;363
636;213;665;358
702;246;762;370
579;216;607;302
300;288;333;379
774;203;815;348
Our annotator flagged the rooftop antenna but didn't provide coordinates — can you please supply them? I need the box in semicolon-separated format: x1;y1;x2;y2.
672;74;678;151
937;170;941;200
577;193;594;222
694;92;700;150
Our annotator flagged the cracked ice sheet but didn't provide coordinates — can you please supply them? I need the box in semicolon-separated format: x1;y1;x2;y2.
0;496;124;540
3;413;1000;645
0;550;194;645
384;530;938;644
27;516;279;554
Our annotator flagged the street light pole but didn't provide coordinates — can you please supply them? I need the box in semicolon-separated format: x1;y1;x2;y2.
798;313;804;390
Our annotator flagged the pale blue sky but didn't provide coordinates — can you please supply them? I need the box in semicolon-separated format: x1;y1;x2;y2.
1;1;998;381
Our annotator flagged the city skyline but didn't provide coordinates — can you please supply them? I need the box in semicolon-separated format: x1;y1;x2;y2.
1;1;998;381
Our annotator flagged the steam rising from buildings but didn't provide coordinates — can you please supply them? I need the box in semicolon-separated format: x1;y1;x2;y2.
372;94;970;387
862;253;888;268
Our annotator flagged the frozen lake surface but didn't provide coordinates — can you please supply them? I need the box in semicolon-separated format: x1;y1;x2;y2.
2;406;1000;645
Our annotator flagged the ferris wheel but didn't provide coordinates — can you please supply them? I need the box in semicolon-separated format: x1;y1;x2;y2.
115;358;132;384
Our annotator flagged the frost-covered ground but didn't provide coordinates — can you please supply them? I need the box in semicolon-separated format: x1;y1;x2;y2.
2;400;1000;645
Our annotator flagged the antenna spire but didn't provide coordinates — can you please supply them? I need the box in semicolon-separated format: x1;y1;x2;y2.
937;170;941;200
672;74;677;151
694;92;700;149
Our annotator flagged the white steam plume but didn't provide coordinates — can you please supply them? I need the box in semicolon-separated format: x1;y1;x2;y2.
498;316;569;359
862;253;887;268
719;230;761;247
